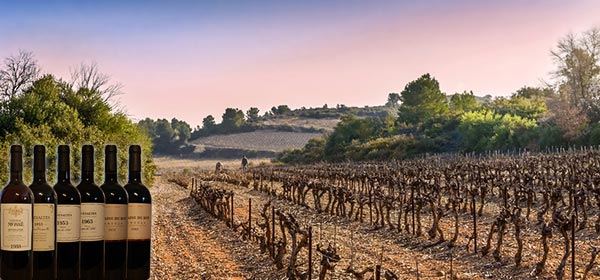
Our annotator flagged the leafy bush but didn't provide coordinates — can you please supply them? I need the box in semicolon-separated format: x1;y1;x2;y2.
0;74;155;186
458;110;538;152
138;118;192;154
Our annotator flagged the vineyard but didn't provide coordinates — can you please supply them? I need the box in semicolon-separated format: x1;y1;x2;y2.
164;148;600;279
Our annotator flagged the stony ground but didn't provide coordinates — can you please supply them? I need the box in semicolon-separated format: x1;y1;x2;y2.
150;175;278;279
150;159;600;279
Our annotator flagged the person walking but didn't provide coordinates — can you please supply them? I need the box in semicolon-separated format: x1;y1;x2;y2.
215;162;222;174
241;156;248;172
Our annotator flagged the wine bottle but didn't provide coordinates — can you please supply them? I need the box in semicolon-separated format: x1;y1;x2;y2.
101;145;128;279
0;145;34;279
54;145;81;280
124;145;151;279
77;145;105;280
29;145;57;280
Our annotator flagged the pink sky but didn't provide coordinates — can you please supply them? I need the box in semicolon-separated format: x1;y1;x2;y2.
1;1;599;126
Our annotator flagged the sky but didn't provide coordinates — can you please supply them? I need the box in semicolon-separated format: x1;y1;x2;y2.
1;0;600;126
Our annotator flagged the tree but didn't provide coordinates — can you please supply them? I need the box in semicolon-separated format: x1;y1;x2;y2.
513;86;554;99
449;91;479;113
271;105;291;115
551;27;600;121
221;108;245;131
153;119;175;153
0;73;155;185
398;73;448;126
69;62;122;109
324;115;380;161
202;115;216;130
278;105;291;114
545;96;588;143
0;50;40;99
137;118;157;136
491;93;547;120
61;86;113;129
246;107;260;122
171;118;191;146
385;93;401;107
9;75;82;139
138;117;193;154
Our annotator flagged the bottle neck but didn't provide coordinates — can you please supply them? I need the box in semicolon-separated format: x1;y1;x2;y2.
128;171;142;183
33;170;46;183
105;172;118;183
82;171;94;181
33;152;46;183
58;170;70;181
81;151;94;181
128;150;142;183
57;154;70;182
10;170;22;184
105;149;118;183
10;149;23;184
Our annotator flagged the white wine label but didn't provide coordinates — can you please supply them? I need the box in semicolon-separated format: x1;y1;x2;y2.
105;204;127;241
81;203;105;241
1;203;32;251
33;204;55;251
128;203;151;240
57;204;81;242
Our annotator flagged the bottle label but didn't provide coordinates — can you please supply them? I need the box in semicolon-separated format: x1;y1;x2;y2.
57;204;81;242
128;203;151;240
105;204;127;241
1;203;32;251
33;203;55;251
81;203;105;241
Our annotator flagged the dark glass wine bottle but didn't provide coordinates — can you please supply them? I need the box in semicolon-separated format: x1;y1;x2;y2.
1;145;34;279
29;145;57;280
77;145;105;280
54;145;81;280
124;145;151;280
101;145;128;279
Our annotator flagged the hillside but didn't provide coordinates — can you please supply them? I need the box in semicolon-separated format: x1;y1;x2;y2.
259;116;339;132
179;105;395;159
191;130;322;152
189;129;323;158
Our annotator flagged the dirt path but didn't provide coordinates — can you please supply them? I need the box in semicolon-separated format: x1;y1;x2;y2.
150;177;277;279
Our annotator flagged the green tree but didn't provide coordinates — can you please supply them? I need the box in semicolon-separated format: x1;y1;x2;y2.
385;93;401;107
398;74;448;126
221;108;245;131
457;110;500;152
137;118;157;136
513;86;554;99
458;110;538;152
0;73;155;185
449;91;479;113
246;107;260;122
491;95;547;119
202;115;216;131
153;119;175;153
171;118;191;147
324;115;380;161
138;118;192;154
271;105;291;115
7;75;83;139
